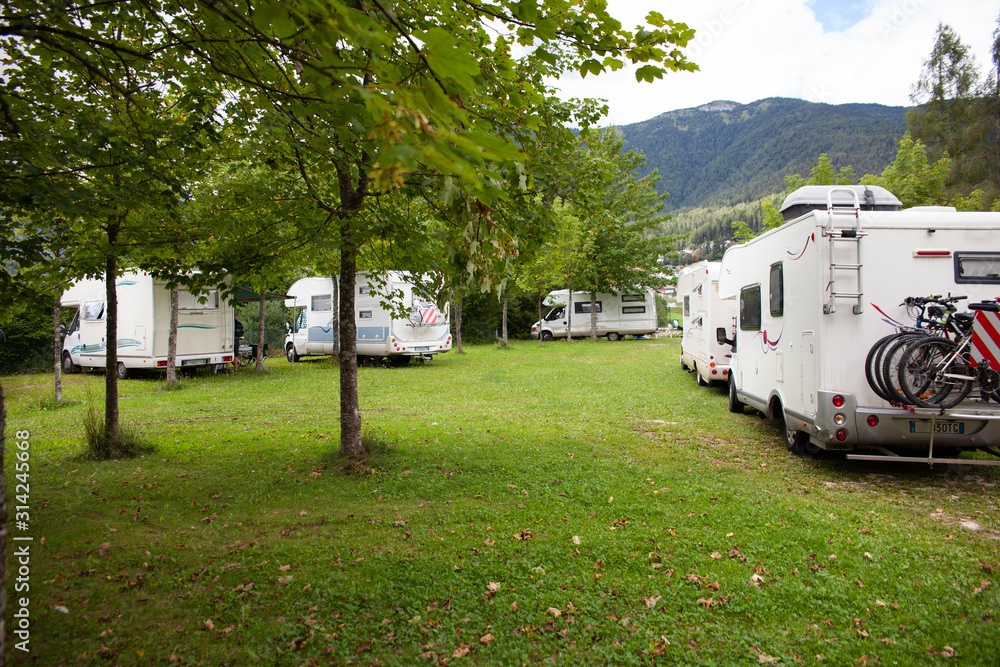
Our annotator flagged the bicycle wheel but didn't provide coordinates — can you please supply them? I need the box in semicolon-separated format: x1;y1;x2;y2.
879;333;929;405
899;338;973;409
865;334;900;402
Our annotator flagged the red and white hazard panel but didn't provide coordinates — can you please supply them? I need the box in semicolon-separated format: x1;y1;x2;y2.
971;309;1000;369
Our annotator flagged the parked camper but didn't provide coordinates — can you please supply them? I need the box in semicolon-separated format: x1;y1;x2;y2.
678;261;737;385
61;272;236;378
284;273;452;364
530;289;657;341
718;185;1000;460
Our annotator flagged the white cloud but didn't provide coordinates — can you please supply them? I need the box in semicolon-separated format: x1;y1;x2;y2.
549;0;998;126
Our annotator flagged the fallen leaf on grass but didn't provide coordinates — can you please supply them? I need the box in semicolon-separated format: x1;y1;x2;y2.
98;542;111;557
453;646;471;658
547;607;561;618
277;576;292;585
697;597;714;608
203;619;215;631
643;596;661;608
750;574;764;586
480;634;494;644
279;564;291;572
757;653;780;664
572;536;581;545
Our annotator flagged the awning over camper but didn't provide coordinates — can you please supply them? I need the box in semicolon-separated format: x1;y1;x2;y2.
231;287;291;303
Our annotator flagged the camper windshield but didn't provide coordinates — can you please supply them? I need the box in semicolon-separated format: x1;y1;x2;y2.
544;307;565;321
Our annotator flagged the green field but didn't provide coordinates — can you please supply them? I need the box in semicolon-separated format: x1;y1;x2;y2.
4;339;999;665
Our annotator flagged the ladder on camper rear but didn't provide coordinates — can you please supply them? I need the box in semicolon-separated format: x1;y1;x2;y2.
822;187;867;315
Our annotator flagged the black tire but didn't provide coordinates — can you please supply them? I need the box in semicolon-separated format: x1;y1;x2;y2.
879;333;927;404
695;365;708;386
728;376;743;414
680;355;689;371
62;352;80;374
607;332;621;341
865;333;899;402
116;361;130;380
900;338;973;409
781;412;810;455
541;331;553;342
286;345;299;363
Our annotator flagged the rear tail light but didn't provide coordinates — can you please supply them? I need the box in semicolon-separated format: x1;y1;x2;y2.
835;429;848;442
867;415;879;427
832;395;845;408
156;360;167;367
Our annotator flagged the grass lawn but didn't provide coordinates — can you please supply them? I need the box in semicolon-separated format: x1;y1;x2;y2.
3;338;999;665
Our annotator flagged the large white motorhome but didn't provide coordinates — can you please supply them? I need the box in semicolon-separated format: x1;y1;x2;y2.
530;289;657;341
61;271;236;378
678;261;737;385
284;273;452;364
718;185;1000;462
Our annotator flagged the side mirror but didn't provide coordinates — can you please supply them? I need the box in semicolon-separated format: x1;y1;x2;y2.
0;329;5;345
285;321;291;333
671;318;680;330
59;324;66;336
716;327;735;347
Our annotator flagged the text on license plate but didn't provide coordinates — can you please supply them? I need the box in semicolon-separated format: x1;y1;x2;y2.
416;346;430;351
909;421;965;435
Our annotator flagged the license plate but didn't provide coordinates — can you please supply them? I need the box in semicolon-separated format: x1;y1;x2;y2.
181;358;208;366
909;421;965;435
416;346;430;351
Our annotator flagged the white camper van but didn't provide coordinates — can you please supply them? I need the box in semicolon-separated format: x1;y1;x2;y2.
61;271;235;378
284;273;452;364
530;289;657;341
678;261;737;385
718;185;1000;461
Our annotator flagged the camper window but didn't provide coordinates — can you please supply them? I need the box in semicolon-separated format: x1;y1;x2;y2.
955;252;1000;284
623;306;646;314
622;294;643;302
575;301;602;314
178;289;219;311
740;286;762;331
359;310;373;319
359;285;371;295
312;294;333;312
769;263;784;316
83;300;105;321
683;296;690;317
545;307;565;321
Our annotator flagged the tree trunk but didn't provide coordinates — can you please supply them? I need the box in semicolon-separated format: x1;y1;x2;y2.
455;293;464;354
538;295;544;346
331;273;340;359
53;300;62;403
0;378;8;663
103;245;121;446
166;288;178;384
566;287;573;343
339;250;364;459
502;288;509;348
256;287;266;371
590;292;598;340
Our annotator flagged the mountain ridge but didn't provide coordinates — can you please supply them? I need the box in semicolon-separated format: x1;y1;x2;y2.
616;97;907;210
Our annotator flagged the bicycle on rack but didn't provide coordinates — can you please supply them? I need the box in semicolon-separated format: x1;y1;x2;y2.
896;299;1000;409
864;294;969;404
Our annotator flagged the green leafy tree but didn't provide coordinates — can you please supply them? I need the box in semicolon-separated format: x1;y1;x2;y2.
861;132;951;207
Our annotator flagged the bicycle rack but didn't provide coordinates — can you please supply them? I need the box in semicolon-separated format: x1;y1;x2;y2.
822;187;866;315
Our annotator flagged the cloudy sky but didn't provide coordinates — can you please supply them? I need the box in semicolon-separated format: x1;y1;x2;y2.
550;0;998;126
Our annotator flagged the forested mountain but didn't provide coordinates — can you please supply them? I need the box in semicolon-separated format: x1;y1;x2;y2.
618;98;906;210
